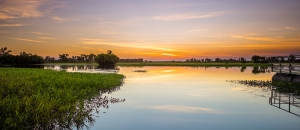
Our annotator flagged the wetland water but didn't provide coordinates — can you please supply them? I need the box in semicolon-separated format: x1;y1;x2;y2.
43;65;300;130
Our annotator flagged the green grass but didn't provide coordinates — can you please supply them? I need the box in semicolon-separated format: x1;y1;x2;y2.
0;68;124;129
42;62;271;67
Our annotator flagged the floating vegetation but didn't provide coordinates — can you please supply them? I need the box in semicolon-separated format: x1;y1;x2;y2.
0;68;125;129
133;70;148;73
226;80;272;88
227;80;300;96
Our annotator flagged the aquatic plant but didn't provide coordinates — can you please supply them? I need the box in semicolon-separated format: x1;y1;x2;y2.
0;68;124;129
227;80;300;96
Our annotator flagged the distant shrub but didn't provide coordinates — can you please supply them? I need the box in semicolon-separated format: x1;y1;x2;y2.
95;51;119;67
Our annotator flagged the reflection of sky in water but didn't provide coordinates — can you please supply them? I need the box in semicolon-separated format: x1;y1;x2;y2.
49;66;299;130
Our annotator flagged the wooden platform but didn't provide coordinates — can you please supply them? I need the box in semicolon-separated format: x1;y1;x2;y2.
271;63;300;75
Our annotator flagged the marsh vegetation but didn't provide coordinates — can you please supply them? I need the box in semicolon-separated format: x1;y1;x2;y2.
0;68;124;129
227;79;300;96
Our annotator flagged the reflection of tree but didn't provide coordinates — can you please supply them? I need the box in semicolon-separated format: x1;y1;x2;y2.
227;79;300;116
252;66;270;74
240;67;246;72
60;65;69;70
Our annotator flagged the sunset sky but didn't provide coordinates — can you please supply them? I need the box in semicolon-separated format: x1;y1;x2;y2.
0;0;300;60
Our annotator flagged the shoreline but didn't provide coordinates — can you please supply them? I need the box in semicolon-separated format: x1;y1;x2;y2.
39;62;272;67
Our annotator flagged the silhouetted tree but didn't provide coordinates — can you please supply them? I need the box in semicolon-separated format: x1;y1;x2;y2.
59;54;69;62
251;55;260;63
240;57;246;63
215;58;221;62
0;47;12;56
95;50;119;67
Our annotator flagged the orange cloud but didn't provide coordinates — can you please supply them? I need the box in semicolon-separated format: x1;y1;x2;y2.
231;35;275;41
152;12;224;21
0;24;24;27
161;53;177;56
3;36;49;43
0;0;44;19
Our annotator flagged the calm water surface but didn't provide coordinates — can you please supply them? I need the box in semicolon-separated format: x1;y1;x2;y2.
45;65;300;130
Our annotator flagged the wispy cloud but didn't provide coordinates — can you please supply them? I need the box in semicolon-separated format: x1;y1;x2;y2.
78;38;103;44
161;53;177;56
0;24;24;27
151;12;223;21
268;26;298;31
3;36;49;43
38;37;55;40
31;32;44;35
231;35;275;41
52;16;67;22
0;0;44;19
78;38;177;51
52;16;79;22
78;38;103;41
70;45;100;50
285;26;297;30
137;46;176;51
152;105;223;114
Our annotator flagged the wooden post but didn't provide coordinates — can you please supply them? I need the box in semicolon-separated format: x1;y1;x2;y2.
289;94;291;112
279;63;281;73
279;92;281;108
271;63;273;72
289;63;291;74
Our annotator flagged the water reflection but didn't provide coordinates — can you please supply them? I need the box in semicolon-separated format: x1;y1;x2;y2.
252;66;271;74
3;65;300;129
44;65;119;73
269;87;300;117
227;72;300;117
34;86;125;130
240;66;246;72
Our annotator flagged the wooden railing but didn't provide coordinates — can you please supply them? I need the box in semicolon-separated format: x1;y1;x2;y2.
271;54;300;74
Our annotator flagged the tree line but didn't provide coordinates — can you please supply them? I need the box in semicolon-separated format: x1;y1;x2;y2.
185;55;299;63
45;53;97;63
251;55;298;63
1;47;298;65
0;47;44;65
185;57;246;63
0;47;120;67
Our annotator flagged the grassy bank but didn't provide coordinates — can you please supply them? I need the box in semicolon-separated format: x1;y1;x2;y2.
42;62;271;67
0;68;124;129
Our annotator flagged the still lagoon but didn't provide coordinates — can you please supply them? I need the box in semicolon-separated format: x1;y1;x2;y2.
44;65;300;130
